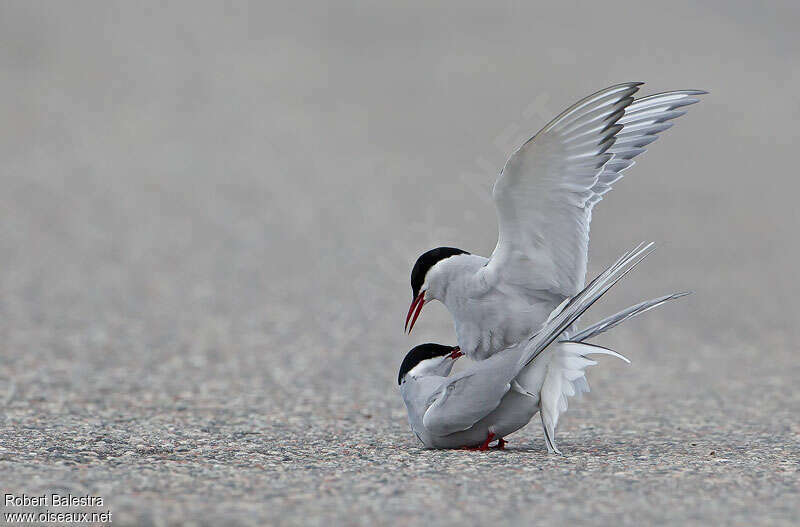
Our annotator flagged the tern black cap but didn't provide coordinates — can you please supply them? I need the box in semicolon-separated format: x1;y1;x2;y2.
410;247;469;299
398;343;459;385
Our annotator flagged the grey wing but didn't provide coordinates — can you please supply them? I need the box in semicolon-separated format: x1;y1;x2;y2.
485;83;641;298
587;90;707;206
484;84;705;298
421;360;517;437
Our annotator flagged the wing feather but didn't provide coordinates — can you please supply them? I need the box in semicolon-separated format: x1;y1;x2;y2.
486;83;642;296
421;367;515;437
485;84;705;297
590;90;707;203
422;244;652;441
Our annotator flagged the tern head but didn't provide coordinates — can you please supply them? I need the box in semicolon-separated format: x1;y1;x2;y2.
398;343;463;385
405;247;469;333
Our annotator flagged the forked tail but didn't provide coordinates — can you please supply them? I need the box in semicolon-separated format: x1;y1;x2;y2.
513;242;690;454
518;241;655;369
570;291;691;343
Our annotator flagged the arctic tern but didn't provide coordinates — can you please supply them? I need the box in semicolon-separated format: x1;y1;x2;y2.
405;82;705;360
399;243;687;452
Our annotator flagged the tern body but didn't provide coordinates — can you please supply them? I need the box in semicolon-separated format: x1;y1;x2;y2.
399;244;688;452
401;342;610;451
405;83;706;361
418;252;562;360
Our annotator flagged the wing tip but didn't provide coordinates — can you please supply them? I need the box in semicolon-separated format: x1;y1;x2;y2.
607;81;645;90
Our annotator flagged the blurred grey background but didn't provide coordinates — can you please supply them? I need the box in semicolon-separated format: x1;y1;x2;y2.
0;1;798;526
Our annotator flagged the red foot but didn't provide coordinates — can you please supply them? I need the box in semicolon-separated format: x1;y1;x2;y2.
461;432;497;451
494;437;507;450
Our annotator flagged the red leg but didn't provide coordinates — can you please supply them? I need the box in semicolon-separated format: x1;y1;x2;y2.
478;432;495;451
460;432;496;451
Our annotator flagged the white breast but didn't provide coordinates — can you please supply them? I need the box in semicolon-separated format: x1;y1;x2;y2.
426;253;566;360
445;284;563;360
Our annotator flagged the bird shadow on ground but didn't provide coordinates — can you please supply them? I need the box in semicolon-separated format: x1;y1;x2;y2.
420;441;629;456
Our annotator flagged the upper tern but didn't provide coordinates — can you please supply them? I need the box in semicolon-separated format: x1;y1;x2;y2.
399;243;687;452
405;82;706;360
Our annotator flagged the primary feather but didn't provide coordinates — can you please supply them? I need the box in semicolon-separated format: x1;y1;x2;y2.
417;83;705;361
485;85;706;299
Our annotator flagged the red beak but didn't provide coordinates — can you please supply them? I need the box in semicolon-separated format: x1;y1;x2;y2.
448;347;463;360
405;292;425;334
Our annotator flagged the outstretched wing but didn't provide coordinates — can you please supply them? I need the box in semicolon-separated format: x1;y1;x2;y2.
587;90;707;206
484;83;705;298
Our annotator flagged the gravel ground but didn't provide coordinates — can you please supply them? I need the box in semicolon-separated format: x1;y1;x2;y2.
1;2;798;526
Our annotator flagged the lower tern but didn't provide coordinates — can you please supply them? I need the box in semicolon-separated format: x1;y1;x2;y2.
399;243;686;452
405;82;706;361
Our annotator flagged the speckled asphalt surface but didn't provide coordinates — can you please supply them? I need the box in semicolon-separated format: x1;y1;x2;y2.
1;2;798;526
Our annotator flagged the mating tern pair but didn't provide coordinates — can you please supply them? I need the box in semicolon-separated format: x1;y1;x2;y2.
399;82;705;451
